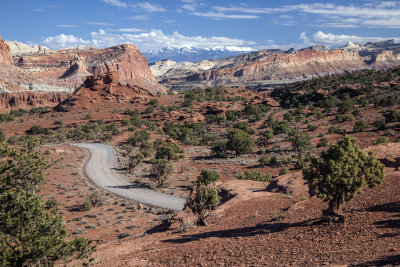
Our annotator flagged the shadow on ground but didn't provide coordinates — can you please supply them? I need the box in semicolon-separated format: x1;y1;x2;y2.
163;218;323;244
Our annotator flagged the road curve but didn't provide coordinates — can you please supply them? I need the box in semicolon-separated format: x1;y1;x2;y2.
72;143;186;211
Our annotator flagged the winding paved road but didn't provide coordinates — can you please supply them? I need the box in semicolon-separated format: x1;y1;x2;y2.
72;143;186;211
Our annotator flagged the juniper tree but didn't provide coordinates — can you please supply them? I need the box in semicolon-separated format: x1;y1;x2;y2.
303;136;384;222
226;128;254;157
0;142;94;265
186;170;221;226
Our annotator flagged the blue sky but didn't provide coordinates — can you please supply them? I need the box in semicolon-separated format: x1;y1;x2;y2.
1;0;399;51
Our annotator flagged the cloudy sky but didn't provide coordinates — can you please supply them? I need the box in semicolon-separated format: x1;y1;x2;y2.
1;0;399;51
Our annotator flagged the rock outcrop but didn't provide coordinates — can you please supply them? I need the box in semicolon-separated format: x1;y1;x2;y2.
5;41;51;57
151;40;400;90
54;72;154;112
0;35;12;64
15;44;167;95
0;91;70;113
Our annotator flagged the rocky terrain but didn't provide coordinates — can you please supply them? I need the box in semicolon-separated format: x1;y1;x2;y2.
54;72;155;112
13;43;166;94
150;40;400;90
0;35;167;111
1;65;399;266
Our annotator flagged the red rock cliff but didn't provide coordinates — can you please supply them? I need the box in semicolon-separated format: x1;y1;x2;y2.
15;44;167;94
0;35;12;65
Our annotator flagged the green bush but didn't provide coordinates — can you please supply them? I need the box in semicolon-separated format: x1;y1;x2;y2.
151;159;174;187
128;130;150;146
316;137;328;148
353;119;368;132
226;128;254;157
154;139;184;161
211;141;228;158
236;170;272;182
279;167;290;175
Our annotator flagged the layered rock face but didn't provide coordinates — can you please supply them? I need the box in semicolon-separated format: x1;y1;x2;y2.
54;72;154;112
14;44;167;95
0;91;70;113
151;41;400;90
0;35;12;64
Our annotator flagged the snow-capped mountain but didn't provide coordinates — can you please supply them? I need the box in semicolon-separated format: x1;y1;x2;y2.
143;46;255;63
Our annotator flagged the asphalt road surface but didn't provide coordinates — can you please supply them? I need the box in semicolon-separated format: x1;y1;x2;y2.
72;143;186;211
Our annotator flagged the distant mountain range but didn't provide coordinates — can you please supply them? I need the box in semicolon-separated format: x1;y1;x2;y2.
143;46;255;63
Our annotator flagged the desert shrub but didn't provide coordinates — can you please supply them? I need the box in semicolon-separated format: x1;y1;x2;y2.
196;170;220;185
312;109;325;119
328;126;346;134
279;167;290;175
226;110;241;121
205;114;226;125
283;112;294;122
0;129;5;142
353;119;368;132
0;113;15;122
26;125;52;135
316;137;328;148
236;170;272;182
83;198;92;211
144;106;154;114
139;141;154;157
154;140;184;161
163;122;206;145
148;98;159;106
186;170;221;225
151;159;174;187
288;128;313;157
87;191;103;207
384;109;400;122
128;130;150;146
232;121;256;135
375;136;387;144
258;155;270;166
271;120;289;134
211;141;228;158
374;119;387;131
226;128;254;157
127;153;144;173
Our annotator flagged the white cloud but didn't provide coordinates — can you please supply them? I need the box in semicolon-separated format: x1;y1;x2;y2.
56;25;78;28
42;34;90;48
299;32;310;43
88;22;115;26
312;31;400;45
209;2;400;27
127;15;149;20
192;11;259;19
133;2;165;12
110;28;146;32
102;0;127;8
41;29;256;51
181;0;203;11
102;0;165;12
33;8;44;12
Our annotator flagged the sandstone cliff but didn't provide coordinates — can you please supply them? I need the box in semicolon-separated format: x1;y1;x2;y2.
151;40;400;90
14;44;167;95
0;35;12;65
0;91;70;113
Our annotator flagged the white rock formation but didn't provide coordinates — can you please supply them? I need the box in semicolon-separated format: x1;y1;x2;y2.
5;41;51;56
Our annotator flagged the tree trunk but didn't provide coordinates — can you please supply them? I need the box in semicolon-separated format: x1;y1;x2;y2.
323;193;345;222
